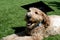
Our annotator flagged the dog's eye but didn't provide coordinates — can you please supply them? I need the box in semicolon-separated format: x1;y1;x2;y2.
35;12;38;14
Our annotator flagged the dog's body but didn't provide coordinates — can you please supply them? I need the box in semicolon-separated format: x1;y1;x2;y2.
46;15;60;35
1;34;33;40
1;33;43;40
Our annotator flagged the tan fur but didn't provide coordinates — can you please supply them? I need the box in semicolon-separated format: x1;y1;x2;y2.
1;34;43;40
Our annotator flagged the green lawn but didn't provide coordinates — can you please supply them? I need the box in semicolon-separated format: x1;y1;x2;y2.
0;0;60;40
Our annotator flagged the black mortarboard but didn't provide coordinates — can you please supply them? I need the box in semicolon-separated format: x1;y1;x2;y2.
21;1;54;14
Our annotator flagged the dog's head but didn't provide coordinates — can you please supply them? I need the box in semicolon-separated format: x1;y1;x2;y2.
25;7;50;29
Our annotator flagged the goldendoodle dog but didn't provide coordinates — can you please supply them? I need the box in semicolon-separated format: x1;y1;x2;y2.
1;7;60;40
25;7;60;40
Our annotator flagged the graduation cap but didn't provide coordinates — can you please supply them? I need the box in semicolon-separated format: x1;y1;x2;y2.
21;1;54;14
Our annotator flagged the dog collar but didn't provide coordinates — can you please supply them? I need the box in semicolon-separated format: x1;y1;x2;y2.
31;21;42;30
36;21;42;27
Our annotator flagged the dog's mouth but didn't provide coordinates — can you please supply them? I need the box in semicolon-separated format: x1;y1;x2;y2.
27;21;35;26
27;20;43;29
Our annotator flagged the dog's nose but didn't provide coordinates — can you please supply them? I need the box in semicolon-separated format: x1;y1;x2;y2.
26;15;31;19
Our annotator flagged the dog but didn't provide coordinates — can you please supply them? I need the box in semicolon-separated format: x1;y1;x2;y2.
1;7;60;40
25;7;60;40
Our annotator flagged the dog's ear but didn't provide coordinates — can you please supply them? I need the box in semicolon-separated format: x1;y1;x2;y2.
42;13;50;28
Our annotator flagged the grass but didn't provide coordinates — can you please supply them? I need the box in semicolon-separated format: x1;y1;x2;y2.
0;0;60;40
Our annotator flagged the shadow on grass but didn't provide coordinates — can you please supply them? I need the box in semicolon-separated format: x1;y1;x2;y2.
12;26;26;33
48;1;60;10
12;26;30;36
